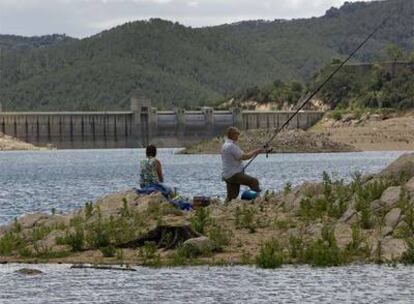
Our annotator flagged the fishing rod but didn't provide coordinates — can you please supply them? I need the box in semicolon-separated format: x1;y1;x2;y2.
243;17;388;171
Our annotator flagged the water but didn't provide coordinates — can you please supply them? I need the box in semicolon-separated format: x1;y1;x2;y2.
0;149;413;303
0;149;407;225
0;264;413;303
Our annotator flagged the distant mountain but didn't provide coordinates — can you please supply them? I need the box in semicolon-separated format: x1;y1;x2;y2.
0;0;412;111
0;34;76;51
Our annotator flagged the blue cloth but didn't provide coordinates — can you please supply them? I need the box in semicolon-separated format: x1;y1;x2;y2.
170;199;193;211
136;183;172;198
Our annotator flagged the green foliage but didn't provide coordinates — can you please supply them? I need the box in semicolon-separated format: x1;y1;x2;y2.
139;241;161;267
354;178;392;229
283;182;292;196
191;207;211;235
120;198;130;217
0;0;412;111
208;224;232;251
63;225;85;252
289;235;304;260
0;232;26;255
315;59;414;111
401;239;414;264
100;245;116;257
84;202;94;219
234;205;257;233
256;239;284;269
304;225;343;267
299;172;348;220
31;226;53;242
240;250;253;264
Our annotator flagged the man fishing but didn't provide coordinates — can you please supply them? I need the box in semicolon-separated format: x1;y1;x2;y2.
221;126;263;202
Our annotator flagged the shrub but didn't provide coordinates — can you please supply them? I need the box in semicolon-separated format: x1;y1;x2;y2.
401;239;414;264
191;207;211;234
0;233;26;255
289;235;304;261
139;241;161;267
208;224;232;251
64;226;85;251
256;239;284;268
305;226;343;267
100;246;116;257
234;204;257;233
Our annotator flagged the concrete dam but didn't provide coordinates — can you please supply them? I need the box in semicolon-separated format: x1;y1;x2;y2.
0;97;324;149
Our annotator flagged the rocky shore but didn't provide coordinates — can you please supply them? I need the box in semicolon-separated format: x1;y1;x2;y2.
1;154;414;268
312;111;414;151
0;132;43;151
180;129;358;154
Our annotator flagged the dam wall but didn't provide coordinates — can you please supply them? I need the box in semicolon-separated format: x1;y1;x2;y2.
0;97;324;148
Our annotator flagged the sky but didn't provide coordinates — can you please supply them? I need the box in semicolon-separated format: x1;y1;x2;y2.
0;0;374;38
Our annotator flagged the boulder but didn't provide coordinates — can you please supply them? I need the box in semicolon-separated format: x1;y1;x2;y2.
15;268;43;275
384;208;402;229
37;214;72;228
380;186;402;208
334;223;353;248
17;213;50;229
380;238;408;260
181;236;214;256
404;177;414;193
36;230;66;248
305;223;323;238
377;153;414;181
339;208;359;225
370;199;386;212
381;226;394;237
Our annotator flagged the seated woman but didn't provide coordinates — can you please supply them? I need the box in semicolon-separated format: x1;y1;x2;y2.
139;145;172;197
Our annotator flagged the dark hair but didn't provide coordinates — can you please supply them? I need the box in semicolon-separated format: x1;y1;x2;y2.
146;145;157;157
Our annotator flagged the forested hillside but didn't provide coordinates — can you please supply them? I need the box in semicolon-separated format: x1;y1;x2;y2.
0;0;412;111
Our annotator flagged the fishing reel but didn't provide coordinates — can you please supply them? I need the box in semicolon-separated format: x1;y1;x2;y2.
263;144;273;158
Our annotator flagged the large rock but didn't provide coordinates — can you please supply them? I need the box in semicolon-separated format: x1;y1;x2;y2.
36;230;66;248
380;186;402;208
182;236;214;256
339;208;359;225
305;223;323;238
377;153;414;180
17;213;51;229
37;214;73;228
384;208;402;229
370;199;386;212
404;177;414;193
93;190;168;218
15;268;43;275
380;238;408;260
334;223;353;248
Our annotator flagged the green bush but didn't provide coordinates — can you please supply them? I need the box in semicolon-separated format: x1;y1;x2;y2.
401;239;414;264
234;204;257;233
191;208;211;234
256;239;284;268
305;226;343;267
100;246;116;257
0;232;26;255
208;224;232;251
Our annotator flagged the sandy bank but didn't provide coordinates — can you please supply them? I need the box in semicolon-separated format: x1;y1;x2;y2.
0;132;44;151
180;129;357;154
312;112;414;151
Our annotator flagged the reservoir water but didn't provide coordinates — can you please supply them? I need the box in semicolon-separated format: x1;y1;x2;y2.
0;264;413;303
1;149;413;303
0;149;407;225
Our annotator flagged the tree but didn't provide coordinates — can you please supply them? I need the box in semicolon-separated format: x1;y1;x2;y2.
386;43;405;62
